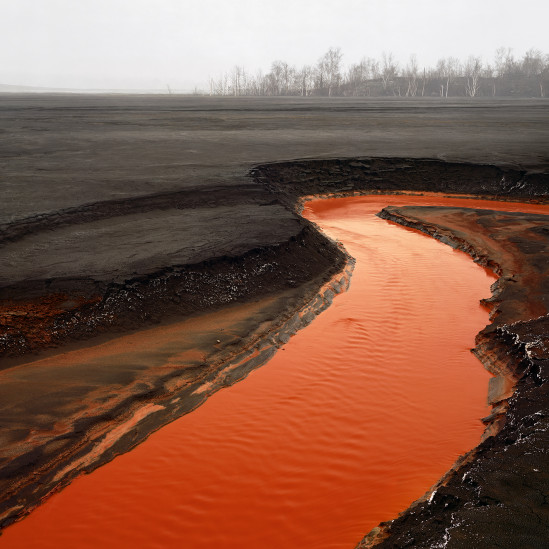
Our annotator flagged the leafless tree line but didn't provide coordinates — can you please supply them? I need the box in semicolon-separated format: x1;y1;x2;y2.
208;47;549;98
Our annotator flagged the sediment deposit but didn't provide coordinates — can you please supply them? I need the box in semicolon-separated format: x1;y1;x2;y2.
1;95;548;545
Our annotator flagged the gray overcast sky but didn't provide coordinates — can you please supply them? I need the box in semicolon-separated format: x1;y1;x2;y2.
1;0;548;90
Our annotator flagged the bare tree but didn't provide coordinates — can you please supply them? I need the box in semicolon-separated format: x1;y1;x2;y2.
230;65;246;96
436;56;459;98
526;51;549;97
250;69;265;96
480;63;496;96
464;56;482;97
278;61;295;94
347;62;365;95
521;49;548;96
268;61;286;95
264;61;295;95
210;73;230;96
493;47;511;95
296;65;315;96
404;55;419;97
369;58;380;80
495;47;511;77
494;46;521;87
521;49;543;77
381;52;398;93
543;56;549;97
420;68;428;97
209;46;548;98
541;54;549;97
317;47;343;96
346;56;379;95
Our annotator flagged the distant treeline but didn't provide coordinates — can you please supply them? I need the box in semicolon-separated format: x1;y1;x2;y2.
208;47;548;98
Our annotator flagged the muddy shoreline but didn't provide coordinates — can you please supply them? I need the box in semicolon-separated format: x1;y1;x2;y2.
356;205;549;548
1;96;548;544
0;222;344;365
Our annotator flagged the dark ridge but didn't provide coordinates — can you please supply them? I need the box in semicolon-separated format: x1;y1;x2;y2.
0;224;344;366
250;157;549;204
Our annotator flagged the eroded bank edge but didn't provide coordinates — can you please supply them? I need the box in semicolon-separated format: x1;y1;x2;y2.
0;223;337;364
3;156;547;363
250;157;549;210
2;156;548;541
0;232;354;531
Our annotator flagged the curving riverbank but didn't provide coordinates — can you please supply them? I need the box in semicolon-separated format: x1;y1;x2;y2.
357;203;549;548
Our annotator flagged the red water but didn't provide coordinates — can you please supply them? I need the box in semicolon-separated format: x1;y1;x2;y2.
2;196;545;549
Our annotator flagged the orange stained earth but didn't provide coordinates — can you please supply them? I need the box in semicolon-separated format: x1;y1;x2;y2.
0;294;102;352
1;195;546;549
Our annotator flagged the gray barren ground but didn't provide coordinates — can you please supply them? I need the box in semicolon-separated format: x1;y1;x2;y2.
0;95;548;545
2;95;548;223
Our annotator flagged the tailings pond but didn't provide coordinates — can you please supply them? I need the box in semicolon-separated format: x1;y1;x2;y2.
2;195;545;548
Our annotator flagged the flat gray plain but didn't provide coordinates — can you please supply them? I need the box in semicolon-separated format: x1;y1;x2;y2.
2;95;548;223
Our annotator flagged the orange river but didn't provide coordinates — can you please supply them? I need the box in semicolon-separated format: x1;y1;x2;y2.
1;195;547;549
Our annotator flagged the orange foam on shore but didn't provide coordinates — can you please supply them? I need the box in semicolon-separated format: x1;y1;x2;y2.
3;196;544;549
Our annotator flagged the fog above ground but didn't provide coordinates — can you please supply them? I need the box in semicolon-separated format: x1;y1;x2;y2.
1;0;548;90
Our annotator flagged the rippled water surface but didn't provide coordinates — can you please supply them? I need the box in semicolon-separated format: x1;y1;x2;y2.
4;196;544;549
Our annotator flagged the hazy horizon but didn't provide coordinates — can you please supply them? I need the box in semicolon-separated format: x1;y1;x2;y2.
1;0;548;91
